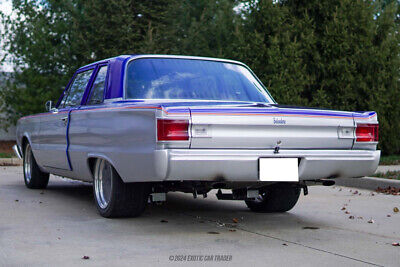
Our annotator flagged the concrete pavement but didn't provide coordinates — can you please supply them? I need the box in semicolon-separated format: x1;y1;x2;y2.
0;166;399;266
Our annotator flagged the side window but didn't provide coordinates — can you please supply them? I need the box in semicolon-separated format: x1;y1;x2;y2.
87;65;108;105
62;69;93;108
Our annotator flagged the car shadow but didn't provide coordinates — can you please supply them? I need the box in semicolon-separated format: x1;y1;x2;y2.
40;179;328;232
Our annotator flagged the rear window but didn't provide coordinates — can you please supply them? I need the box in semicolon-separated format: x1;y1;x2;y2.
125;58;273;103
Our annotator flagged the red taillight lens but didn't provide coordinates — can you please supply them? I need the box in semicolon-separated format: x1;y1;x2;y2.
356;124;379;142
157;119;189;141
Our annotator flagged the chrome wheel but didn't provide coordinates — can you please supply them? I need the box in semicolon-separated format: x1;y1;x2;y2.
24;144;32;184
94;159;112;209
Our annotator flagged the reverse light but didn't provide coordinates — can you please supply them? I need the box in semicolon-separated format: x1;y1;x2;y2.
157;119;189;141
356;123;379;142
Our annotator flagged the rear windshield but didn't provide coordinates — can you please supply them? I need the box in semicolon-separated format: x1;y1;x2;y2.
125;58;273;103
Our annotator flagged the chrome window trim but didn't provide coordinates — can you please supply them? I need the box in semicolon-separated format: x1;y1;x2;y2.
122;55;276;104
104;98;123;103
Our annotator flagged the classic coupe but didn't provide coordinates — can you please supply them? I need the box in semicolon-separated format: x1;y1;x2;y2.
14;55;380;218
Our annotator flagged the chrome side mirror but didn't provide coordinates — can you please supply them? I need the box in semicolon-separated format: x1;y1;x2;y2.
45;100;54;112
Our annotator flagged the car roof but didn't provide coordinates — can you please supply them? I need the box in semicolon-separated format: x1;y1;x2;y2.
77;54;245;71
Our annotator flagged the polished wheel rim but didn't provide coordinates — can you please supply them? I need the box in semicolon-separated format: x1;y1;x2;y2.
94;160;112;209
24;144;32;183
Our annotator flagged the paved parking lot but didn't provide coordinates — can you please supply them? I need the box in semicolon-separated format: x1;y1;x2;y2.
0;166;399;266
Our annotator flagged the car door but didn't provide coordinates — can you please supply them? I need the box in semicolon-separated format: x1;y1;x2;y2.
37;68;95;170
67;64;109;180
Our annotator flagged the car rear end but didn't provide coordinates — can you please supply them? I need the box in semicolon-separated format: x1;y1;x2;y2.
153;104;379;183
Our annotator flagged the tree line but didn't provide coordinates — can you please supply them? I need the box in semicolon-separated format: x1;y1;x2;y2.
1;0;399;155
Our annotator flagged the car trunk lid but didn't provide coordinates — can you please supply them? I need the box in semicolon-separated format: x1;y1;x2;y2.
186;104;356;149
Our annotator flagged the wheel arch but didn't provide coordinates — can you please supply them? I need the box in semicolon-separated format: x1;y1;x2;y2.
86;154;121;181
21;135;31;156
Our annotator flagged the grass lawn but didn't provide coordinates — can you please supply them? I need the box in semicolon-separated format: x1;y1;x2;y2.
379;155;400;165
0;152;14;158
372;171;400;180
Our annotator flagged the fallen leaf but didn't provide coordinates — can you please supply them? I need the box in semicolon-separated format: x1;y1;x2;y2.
387;215;391;217
282;243;288;246
160;219;168;223
82;256;90;260
370;193;375;196
14;199;18;202
394;207;399;213
376;187;400;195
368;219;374;224
341;207;346;210
345;211;350;214
207;231;220;234
39;201;42;204
353;190;359;195
392;242;400;247
232;218;239;223
57;237;61;240
349;216;355;219
229;229;236;232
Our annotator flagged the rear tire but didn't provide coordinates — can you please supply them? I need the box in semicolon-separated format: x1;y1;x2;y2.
245;183;300;213
23;143;49;189
93;159;149;218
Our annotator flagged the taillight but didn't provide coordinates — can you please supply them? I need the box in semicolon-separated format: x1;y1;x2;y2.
157;119;189;141
356;124;379;142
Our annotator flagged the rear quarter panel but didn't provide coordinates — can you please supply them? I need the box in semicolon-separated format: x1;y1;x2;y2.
67;104;161;182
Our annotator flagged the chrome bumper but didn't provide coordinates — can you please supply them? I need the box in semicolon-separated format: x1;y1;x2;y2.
154;149;380;182
12;145;22;159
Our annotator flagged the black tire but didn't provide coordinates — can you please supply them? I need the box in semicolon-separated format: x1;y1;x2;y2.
93;159;149;218
245;183;300;213
23;143;49;189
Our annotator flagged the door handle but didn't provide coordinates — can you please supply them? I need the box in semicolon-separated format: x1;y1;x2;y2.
61;116;68;126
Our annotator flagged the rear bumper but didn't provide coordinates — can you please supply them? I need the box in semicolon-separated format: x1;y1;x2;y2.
153;149;380;182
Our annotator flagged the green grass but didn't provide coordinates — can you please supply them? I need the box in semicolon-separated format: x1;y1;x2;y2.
372;171;400;180
0;152;14;158
379;155;400;165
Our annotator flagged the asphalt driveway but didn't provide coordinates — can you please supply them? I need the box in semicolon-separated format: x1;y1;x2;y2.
0;166;399;266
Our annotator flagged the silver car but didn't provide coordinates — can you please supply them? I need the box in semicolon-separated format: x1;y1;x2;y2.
14;55;380;218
